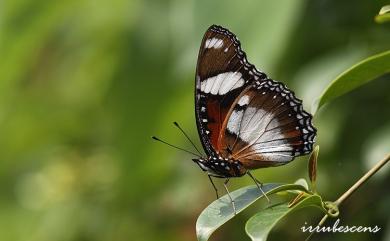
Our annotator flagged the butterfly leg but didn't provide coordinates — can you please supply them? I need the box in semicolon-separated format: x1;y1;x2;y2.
223;178;237;214
247;171;270;203
208;174;219;199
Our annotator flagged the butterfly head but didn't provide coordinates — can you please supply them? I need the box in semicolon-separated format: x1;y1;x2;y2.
192;157;247;177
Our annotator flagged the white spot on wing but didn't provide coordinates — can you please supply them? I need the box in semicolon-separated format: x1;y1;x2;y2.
227;78;245;93
201;72;245;95
200;80;206;91
218;72;244;95
205;38;224;49
227;110;243;134
261;153;293;162
260;145;293;153
238;106;283;145
204;76;214;93
210;73;225;95
238;95;250;106
239;107;267;142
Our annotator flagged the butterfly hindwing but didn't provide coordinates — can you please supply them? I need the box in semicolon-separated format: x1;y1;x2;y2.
195;25;267;157
218;79;316;169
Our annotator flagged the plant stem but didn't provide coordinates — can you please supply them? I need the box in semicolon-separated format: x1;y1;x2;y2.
335;153;390;206
306;153;390;241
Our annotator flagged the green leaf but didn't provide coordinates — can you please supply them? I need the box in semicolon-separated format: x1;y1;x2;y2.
196;183;308;241
293;178;309;191
375;5;390;23
245;195;325;241
313;50;390;114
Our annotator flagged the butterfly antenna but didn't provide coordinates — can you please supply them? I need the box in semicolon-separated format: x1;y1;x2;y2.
173;122;203;157
151;136;202;158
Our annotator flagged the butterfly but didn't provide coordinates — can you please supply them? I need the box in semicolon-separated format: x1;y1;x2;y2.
153;25;316;213
192;25;316;208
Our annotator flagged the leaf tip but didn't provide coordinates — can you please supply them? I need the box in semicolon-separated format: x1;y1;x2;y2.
308;146;319;192
375;5;390;24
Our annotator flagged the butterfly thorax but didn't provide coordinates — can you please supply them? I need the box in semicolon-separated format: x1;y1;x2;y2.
193;156;247;178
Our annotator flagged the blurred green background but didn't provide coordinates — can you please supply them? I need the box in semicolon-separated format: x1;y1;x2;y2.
0;0;389;241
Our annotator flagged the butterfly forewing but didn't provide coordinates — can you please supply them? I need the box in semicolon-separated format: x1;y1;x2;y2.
195;25;267;157
219;80;316;169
